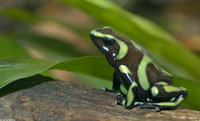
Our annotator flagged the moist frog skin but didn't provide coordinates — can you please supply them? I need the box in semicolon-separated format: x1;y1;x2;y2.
90;26;188;110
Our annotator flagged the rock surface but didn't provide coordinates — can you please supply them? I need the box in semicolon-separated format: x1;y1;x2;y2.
0;76;200;121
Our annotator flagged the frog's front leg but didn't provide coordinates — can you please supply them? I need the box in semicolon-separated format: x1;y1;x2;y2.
147;82;188;109
122;81;138;109
102;71;121;93
116;64;140;109
114;81;144;109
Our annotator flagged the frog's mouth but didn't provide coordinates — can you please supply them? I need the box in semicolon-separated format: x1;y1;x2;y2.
90;33;96;41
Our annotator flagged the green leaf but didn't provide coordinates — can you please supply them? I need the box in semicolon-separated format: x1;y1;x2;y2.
0;57;53;89
0;35;29;58
0;56;112;89
59;0;200;83
51;56;113;80
76;73;112;89
0;56;199;110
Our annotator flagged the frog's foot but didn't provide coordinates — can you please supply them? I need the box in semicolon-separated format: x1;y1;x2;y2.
134;101;145;106
140;103;159;109
143;94;186;110
115;96;126;106
114;92;126;106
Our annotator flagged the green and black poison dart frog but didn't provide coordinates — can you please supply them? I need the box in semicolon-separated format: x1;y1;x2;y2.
90;26;188;110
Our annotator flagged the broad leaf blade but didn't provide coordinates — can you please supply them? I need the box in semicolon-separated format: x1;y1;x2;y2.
52;56;113;80
0;56;112;89
0;57;53;89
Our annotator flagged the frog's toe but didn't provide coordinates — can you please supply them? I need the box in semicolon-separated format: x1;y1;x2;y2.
115;100;122;105
139;103;156;109
115;98;124;105
134;102;144;106
115;91;123;97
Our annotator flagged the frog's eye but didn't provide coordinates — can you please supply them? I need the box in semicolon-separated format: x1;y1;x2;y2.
103;37;114;46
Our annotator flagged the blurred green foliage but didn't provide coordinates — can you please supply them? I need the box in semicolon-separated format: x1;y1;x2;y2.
0;0;200;110
0;36;29;58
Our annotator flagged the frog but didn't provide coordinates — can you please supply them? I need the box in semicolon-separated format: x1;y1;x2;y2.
90;26;188;110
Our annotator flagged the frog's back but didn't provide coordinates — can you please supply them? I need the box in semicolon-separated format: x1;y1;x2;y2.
123;40;173;87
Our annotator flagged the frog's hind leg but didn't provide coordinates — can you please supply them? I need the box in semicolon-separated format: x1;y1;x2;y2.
147;83;188;109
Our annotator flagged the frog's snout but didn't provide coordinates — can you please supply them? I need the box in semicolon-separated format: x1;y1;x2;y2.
90;32;96;41
90;33;96;42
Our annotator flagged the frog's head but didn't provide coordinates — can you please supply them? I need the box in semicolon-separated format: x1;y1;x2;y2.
90;26;129;65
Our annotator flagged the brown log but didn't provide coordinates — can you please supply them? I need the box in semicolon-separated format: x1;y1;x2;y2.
0;75;199;121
